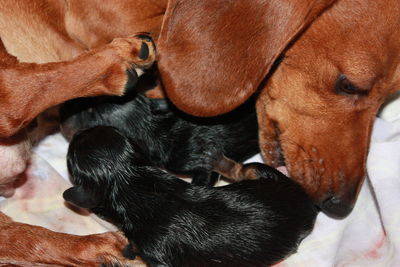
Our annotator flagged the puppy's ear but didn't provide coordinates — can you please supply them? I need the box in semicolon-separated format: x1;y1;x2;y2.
157;0;336;116
63;186;101;209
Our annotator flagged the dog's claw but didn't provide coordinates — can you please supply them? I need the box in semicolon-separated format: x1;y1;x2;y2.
111;34;156;67
135;33;153;43
138;42;150;60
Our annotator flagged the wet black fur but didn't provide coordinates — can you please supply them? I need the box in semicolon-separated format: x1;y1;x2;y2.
64;126;318;267
59;73;259;186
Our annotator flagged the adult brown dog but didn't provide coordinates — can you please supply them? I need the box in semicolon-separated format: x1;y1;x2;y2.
0;0;159;196
0;0;398;264
0;0;158;265
157;0;400;218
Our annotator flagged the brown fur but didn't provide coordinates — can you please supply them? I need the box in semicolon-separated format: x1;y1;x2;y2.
0;1;159;265
1;0;399;264
257;0;400;216
0;36;155;137
0;213;141;266
156;0;400;217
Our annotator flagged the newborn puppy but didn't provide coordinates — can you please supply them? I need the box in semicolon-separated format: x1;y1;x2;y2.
60;76;259;186
64;126;318;267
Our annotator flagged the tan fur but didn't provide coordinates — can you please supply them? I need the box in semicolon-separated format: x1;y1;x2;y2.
0;36;155;137
156;0;400;217
0;1;159;265
257;0;400;213
0;214;138;267
1;0;398;263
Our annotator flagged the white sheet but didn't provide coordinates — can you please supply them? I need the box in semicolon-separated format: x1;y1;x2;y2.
1;108;399;266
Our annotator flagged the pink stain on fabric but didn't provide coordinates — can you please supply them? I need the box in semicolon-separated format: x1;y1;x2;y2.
365;232;387;259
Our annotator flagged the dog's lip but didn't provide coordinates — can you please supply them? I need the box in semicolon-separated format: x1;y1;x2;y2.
272;122;286;167
320;195;354;218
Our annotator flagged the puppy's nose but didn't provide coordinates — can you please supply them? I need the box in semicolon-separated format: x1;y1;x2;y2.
320;196;354;219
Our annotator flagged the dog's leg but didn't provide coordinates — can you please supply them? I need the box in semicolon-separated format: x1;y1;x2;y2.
213;155;258;182
0;212;142;266
213;156;286;182
0;35;156;137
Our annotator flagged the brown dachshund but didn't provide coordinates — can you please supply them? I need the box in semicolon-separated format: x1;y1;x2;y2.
0;0;160;198
0;0;398;264
0;0;159;265
156;0;400;218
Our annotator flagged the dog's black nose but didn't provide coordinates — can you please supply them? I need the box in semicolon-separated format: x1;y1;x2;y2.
320;196;354;219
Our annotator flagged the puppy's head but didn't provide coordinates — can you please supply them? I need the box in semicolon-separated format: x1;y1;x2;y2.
63;126;146;209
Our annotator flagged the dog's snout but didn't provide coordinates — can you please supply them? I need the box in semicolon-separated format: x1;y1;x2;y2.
317;173;364;218
320;196;354;219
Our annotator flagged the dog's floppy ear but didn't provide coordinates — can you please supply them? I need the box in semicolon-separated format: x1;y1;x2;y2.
63;186;101;209
157;0;337;116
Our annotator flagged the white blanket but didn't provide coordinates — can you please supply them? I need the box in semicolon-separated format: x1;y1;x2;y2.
1;106;399;266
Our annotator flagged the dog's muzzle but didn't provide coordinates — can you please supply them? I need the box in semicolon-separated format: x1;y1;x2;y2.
317;177;363;218
320;196;354;218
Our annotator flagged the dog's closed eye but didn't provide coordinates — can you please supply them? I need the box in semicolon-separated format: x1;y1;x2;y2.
335;74;369;96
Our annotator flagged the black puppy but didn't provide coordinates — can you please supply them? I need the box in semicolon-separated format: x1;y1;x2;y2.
64;126;318;267
59;73;259;185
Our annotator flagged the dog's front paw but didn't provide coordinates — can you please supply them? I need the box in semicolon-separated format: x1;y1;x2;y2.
111;34;156;70
72;231;138;266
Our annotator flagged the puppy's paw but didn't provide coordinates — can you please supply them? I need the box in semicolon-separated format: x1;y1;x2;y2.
122;243;137;260
201;147;224;171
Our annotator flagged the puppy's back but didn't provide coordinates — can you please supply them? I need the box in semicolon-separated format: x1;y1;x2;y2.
163;177;316;267
129;166;317;267
65;127;317;267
